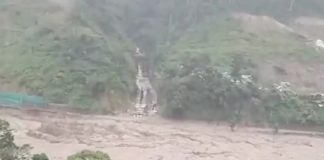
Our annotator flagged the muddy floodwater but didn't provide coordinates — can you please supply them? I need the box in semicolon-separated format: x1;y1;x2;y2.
1;108;324;160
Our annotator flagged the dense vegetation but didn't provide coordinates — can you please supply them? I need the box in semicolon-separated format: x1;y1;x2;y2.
1;0;324;125
0;0;136;112
160;54;324;131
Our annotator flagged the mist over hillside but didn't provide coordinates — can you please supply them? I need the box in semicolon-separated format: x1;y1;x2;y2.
1;0;324;112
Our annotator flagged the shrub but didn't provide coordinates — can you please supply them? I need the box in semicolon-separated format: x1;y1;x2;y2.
32;153;49;160
67;150;111;160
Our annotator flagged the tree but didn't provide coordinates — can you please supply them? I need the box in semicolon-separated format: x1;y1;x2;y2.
0;119;50;160
0;119;32;160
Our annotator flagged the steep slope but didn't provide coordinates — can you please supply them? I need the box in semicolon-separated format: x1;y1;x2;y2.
0;0;135;111
1;0;324;111
163;14;324;92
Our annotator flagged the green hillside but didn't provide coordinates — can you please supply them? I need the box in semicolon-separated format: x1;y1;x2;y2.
164;16;323;71
0;0;135;111
1;0;324;113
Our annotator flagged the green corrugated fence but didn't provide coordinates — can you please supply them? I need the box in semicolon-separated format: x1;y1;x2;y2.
0;92;48;108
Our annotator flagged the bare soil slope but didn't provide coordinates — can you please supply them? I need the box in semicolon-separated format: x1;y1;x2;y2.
232;13;324;93
1;108;324;160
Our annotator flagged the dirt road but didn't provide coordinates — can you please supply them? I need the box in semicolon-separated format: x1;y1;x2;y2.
1;108;324;160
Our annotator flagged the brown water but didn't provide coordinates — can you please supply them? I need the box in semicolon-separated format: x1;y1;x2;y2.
1;108;324;160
